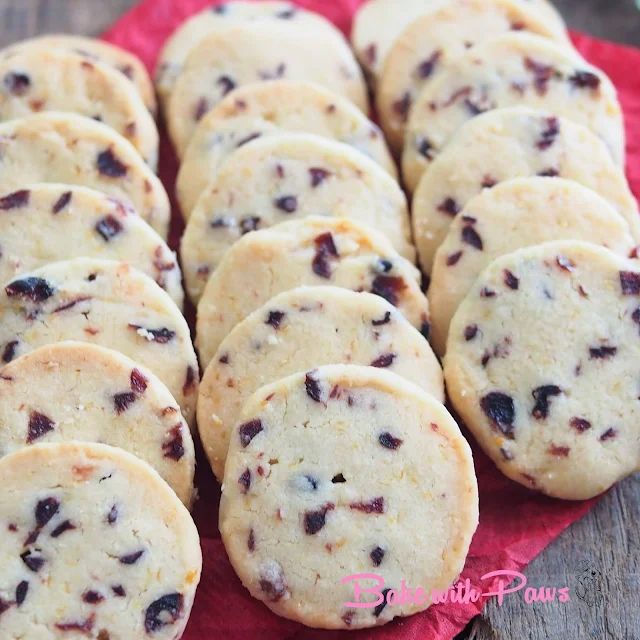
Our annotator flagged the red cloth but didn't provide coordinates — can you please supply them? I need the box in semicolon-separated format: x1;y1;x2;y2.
102;3;640;639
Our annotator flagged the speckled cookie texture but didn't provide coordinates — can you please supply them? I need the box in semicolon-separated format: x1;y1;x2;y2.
176;80;396;213
402;33;625;192
220;364;478;629
198;286;443;480
196;217;430;368
412;107;639;274
0;258;199;427
0;441;201;638
377;0;571;151
0;113;171;239
180;133;413;302
0;342;195;506
0;34;157;115
0;183;183;308
0;48;159;168
445;240;640;500
167;20;368;155
428;178;636;356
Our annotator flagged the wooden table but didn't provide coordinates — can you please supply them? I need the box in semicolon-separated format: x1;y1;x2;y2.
0;1;638;639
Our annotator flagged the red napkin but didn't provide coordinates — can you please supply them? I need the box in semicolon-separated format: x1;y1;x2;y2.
102;3;640;639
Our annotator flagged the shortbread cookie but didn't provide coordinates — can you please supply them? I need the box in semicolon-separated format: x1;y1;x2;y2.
167;21;368;155
177;80;396;212
0;342;194;505
412;108;639;274
445;240;640;500
180;133;413;302
220;364;478;629
1;34;156;115
378;0;570;151
0;48;159;168
402;33;624;192
0;441;201;638
429;178;636;355
0;113;170;238
0;259;198;426
196;217;430;367
0;183;183;308
351;0;566;81
198;286;443;480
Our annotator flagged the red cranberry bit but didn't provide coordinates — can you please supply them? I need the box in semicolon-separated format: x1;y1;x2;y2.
183;365;197;396
114;391;137;414
274;195;297;213
238;468;251;494
16;581;28;606
379;431;403;450
374;588;392;617
504;270;519;290
461;225;483;250
303;503;335;535
2;340;18;363
247;529;256;552
556;255;576;272
480;287;496;298
239;419;263;447
480;392;515;439
4;71;30;95
6;276;55;302
524;57;556;95
55;614;95;634
35;496;59;528
265;310;286;330
119;549;145;565
130;368;148;394
240;216;261;234
537;116;560;150
210;216;233;229
107;504;118;525
416;136;435;160
96;148;128;178
569;70;601;91
312;232;339;279
447;251;463;267
437;197;460;217
0;597;10;617
145;593;184;633
128;324;176;343
305;372;324;403
371;275;406;307
620;271;640;295
392;92;411;122
371;353;396;368
259;563;288;602
342;610;355;627
417;50;441;79
95;215;123;242
570;417;592;432
219;353;230;365
112;585;126;597
162;425;185;461
599;428;617;442
372;311;392;326
27;411;55;443
589;346;617;360
21;550;45;572
538;168;559;177
51;520;76;538
531;385;562;420
82;590;105;604
193;97;209;122
217;75;236;96
349;496;385;514
309;167;330;187
331;473;346;484
482;175;497;189
464;324;478;341
370;546;385;567
548;444;570;457
0;189;30;210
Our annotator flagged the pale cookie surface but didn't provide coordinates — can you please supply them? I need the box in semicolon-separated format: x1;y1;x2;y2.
0;113;170;238
0;259;198;427
1;34;156;115
0;441;201;638
429;178;636;355
0;342;194;506
167;21;367;155
220;364;478;629
412;108;639;274
177;80;396;213
0;48;158;168
196;217;430;367
445;241;640;500
180;133;413;302
402;33;624;192
198;287;443;480
0;183;183;308
378;0;570;151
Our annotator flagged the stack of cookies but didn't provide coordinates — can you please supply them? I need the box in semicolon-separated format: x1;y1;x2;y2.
0;36;201;638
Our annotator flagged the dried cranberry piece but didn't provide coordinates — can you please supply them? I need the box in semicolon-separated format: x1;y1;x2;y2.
309;167;330;187
51;520;76;538
379;431;403;450
265;310;286;330
2;340;18;363
531;385;562;420
370;546;385;567
548;444;570;457
6;277;54;302
163;425;185;461
217;75;236;96
599;428;617;442
21;550;45;572
538;168;559;177
113;392;136;414
96;149;128;178
82;590;105;604
238;468;251;494
15;581;28;606
372;311;391;326
375;259;393;274
119;549;145;565
27;411;55;443
461;225;483;250
35;497;59;528
464;324;478;341
95;215;123;241
107;504;118;525
247;529;255;552
570;417;591;432
4;71;30;95
349;497;385;514
51;191;72;214
417;50;441;79
437;197;460;217
128;325;176;343
480;392;515;438
130;368;148;394
0;189;30;210
240;216;260;234
482;175;497;189
524;57;555;95
259;563;288;601
0;598;9;616
55;614;95;634
416;137;435;160
219;353;230;365
589;346;617;360
620;271;640;295
371;275;406;307
305;372;323;403
144;593;183;633
274;195;297;213
480;288;496;298
537;117;560;150
193;97;209;121
371;353;396;368
312;232;339;279
112;585;126;597
239;419;263;447
374;589;392;617
447;251;463;267
504;270;519;290
303;503;334;535
569;70;601;90
392;92;411;122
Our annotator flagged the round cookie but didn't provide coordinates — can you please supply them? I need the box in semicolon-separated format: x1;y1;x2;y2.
412;108;639;274
350;0;566;81
377;0;571;152
0;342;195;506
220;364;478;629
0;48;159;168
176;80;396;213
428;178;636;356
0;183;183;308
402;32;625;192
445;240;640;500
167;21;368;155
0;34;156;115
0;113;170;238
0;441;201;638
180;133;413;303
198;286;444;480
0;258;199;427
196;217;431;367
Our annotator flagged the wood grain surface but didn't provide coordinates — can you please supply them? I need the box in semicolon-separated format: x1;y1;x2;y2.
0;1;637;639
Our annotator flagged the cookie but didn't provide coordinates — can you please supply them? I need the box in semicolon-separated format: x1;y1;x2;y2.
412;107;639;274
0;258;199;427
377;0;571;151
198;286;443;480
0;441;201;638
0;48;159;168
0;34;156;115
402;32;625;192
445;240;640;500
167;21;368;155
0;183;183;308
220;364;478;629
351;0;566;81
176;80;396;213
180;133;413;303
0;342;194;505
195;217;430;367
428;177;636;355
0;113;170;238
